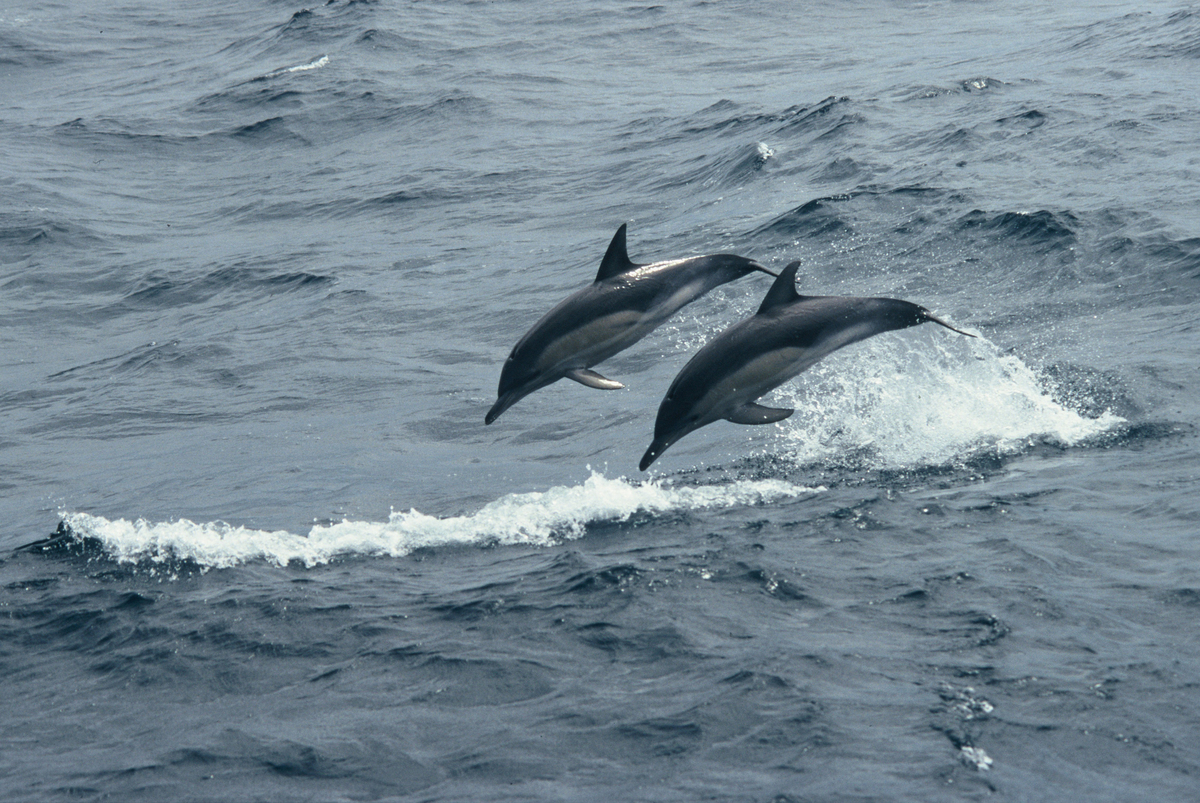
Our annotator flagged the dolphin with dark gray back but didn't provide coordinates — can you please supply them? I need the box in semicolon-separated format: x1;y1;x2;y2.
639;260;975;470
486;225;777;424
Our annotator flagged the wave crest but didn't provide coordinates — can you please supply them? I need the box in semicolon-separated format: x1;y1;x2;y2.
773;332;1123;468
58;473;823;570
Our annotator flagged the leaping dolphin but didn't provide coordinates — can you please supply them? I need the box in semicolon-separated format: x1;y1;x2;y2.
639;261;975;470
486;224;777;424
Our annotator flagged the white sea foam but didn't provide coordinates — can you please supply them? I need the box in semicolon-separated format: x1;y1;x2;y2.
61;473;822;570
770;331;1123;467
264;55;329;79
960;745;994;771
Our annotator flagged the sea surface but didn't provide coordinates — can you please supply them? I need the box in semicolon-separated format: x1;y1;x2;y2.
3;1;1200;800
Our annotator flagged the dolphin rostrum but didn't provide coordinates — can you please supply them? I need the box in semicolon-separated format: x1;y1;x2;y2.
486;224;777;424
639;261;975;470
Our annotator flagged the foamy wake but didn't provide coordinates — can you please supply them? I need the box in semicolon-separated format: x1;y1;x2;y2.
60;473;821;570
772;330;1123;466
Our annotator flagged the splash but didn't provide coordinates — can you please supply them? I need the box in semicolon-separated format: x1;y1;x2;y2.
770;331;1123;467
59;473;822;570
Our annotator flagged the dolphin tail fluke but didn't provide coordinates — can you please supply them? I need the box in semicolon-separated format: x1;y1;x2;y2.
725;402;794;425
922;311;977;338
565;368;625;390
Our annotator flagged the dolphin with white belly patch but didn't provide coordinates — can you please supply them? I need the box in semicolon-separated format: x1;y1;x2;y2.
639;261;975;470
485;224;777;424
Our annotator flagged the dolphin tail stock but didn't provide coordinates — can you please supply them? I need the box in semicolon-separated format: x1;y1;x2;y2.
921;310;977;338
748;259;780;278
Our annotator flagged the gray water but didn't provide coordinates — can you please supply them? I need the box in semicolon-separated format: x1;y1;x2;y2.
3;1;1200;800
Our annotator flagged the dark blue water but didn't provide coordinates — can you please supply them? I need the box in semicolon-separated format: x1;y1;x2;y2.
4;1;1200;799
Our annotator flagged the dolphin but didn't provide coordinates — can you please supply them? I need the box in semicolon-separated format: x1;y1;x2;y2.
639;261;975;470
486;224;777;424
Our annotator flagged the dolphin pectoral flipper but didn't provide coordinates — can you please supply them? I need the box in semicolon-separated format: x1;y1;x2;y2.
566;368;625;390
725;402;794;425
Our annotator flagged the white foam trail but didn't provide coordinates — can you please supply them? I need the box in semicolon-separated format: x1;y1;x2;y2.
264;55;329;79
771;331;1123;467
60;473;822;570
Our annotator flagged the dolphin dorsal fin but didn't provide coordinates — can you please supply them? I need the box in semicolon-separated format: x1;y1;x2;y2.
756;260;803;314
594;224;641;282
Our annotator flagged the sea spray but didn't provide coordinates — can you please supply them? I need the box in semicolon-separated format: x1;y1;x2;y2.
772;331;1122;467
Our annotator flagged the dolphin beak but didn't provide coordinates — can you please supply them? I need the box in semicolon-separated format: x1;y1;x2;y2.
639;436;675;471
485;391;521;424
749;260;780;278
639;444;663;471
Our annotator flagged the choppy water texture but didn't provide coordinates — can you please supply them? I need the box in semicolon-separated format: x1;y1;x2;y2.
3;1;1200;800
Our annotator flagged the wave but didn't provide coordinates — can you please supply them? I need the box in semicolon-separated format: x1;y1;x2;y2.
652;141;776;192
770;331;1123;469
753;194;854;239
673;96;851;139
753;186;946;241
1146;234;1200;279
53;473;823;570
955;209;1078;249
52;114;308;154
261;54;329;79
1069;8;1200;62
959;77;1007;93
0;210;106;260
111;264;334;310
0;29;61;67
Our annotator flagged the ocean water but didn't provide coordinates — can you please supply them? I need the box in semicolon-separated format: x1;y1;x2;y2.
3;0;1200;800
